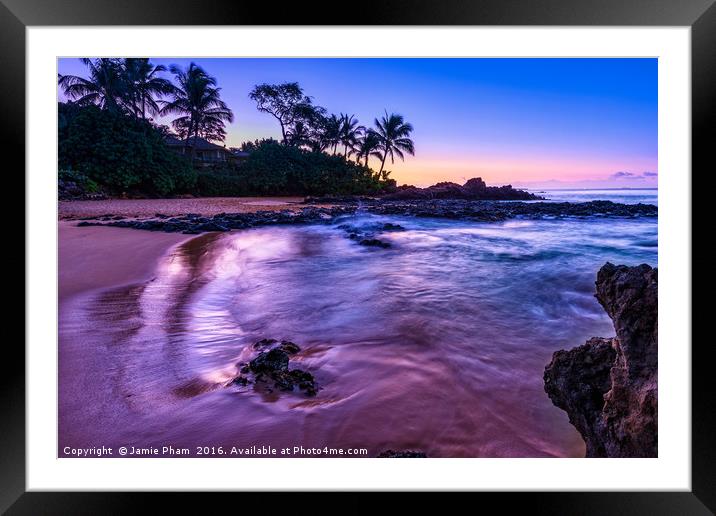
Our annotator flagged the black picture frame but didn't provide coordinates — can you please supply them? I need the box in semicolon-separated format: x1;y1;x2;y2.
3;0;713;512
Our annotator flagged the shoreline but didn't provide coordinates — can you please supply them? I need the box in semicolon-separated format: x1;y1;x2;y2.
63;197;658;236
59;196;319;220
58;220;194;302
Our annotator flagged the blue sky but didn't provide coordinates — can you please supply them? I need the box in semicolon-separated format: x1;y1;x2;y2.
58;58;657;188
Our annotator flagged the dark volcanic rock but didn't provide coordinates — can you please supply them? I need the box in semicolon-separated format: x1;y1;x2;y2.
196;221;229;232
380;222;405;231
249;348;290;374
236;339;317;396
366;199;657;222
75;197;656;235
377;450;428;458
544;337;617;456
544;263;658;457
358;238;391;249
462;177;487;193
336;221;400;248
381;177;542;201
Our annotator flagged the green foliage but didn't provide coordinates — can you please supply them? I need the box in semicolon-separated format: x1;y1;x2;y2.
196;140;391;197
196;171;250;197
58;103;196;196
58;169;99;193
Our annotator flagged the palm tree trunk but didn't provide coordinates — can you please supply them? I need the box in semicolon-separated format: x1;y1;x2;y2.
188;119;198;162
379;151;388;174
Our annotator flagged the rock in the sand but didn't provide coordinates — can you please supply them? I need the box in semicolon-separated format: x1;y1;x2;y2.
249;348;290;373
544;262;657;457
238;339;317;396
377;450;427;458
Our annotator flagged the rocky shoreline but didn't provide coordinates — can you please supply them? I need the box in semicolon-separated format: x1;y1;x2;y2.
308;177;544;202
544;263;658;457
73;199;657;234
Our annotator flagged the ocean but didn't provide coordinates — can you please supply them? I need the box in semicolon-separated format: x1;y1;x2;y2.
59;189;657;457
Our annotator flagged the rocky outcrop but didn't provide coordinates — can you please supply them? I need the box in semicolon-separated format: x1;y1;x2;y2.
368;199;657;221
544;263;658;457
381;177;542;201
75;200;658;234
232;339;318;396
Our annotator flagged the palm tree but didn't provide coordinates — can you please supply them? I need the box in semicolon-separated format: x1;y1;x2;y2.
122;58;175;119
160;62;234;159
339;113;364;158
373;111;415;174
355;130;382;167
306;113;329;153
321;114;342;155
58;58;126;112
286;120;312;148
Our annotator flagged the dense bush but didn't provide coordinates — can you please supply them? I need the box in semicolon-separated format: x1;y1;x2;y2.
58;103;395;198
58;103;196;196
196;171;251;197
196;140;390;197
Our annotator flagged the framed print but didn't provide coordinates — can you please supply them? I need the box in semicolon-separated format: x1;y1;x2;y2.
4;0;714;512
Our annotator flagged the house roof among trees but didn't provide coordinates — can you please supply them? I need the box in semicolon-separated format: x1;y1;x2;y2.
164;135;229;152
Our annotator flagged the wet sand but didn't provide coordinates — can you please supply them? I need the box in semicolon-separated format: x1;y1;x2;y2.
59;221;192;301
59;197;312;220
57;217;602;458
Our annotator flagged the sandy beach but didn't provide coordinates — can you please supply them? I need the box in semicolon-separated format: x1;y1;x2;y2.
58;198;322;298
59;196;310;220
59;220;193;301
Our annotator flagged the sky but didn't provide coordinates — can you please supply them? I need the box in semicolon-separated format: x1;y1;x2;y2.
58;58;657;189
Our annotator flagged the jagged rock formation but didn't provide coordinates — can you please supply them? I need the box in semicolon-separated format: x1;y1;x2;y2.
544;263;658;457
382;177;542;201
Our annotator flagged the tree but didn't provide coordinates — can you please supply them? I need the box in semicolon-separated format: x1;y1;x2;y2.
305;113;330;153
58;58;126;113
319;113;342;155
58;103;196;196
286;120;312;148
355;129;382;168
249;82;314;144
285;104;326;150
122;58;175;119
161;62;234;158
373;111;415;174
339;113;364;158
